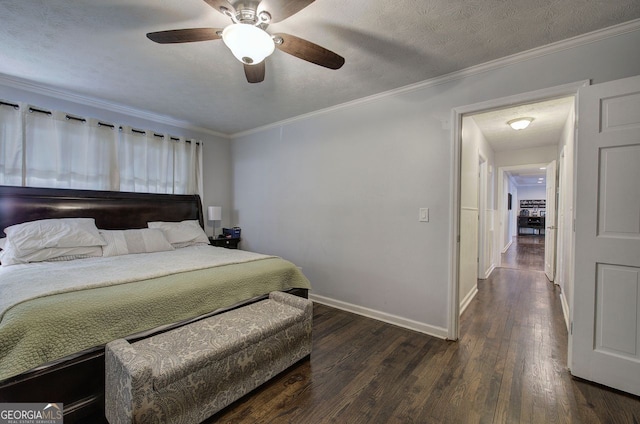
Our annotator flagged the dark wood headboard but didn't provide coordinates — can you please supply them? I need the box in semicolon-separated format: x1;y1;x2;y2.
0;185;204;237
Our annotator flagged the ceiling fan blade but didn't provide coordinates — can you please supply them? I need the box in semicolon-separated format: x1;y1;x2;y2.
273;33;344;69
258;0;315;23
203;0;236;17
146;28;222;44
244;62;266;83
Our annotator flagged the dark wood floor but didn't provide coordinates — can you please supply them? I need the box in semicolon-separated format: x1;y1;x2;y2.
209;237;640;423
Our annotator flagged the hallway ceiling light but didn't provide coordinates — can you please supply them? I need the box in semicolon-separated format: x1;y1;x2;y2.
507;117;534;130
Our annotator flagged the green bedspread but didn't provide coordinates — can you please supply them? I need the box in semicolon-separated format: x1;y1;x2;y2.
0;257;310;381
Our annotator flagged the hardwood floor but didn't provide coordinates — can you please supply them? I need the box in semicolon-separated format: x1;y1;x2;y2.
501;235;545;271
209;239;640;423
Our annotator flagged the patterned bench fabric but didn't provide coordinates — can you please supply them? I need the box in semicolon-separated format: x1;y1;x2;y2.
105;291;312;424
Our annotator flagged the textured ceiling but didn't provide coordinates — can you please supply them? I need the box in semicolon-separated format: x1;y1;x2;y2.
0;0;639;135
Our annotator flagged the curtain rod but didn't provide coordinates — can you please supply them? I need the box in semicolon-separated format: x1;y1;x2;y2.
66;114;86;123
0;101;19;110
6;101;201;146
151;134;186;142
29;107;52;116
128;128;199;145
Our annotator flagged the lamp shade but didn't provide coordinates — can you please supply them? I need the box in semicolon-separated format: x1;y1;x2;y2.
207;206;222;221
222;23;275;65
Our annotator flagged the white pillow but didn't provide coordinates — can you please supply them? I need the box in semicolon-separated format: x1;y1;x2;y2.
0;238;102;266
4;218;105;255
100;229;174;257
0;238;5;250
147;220;209;248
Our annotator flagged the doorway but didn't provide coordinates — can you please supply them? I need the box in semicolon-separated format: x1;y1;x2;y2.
497;163;549;271
448;80;587;340
500;164;550;272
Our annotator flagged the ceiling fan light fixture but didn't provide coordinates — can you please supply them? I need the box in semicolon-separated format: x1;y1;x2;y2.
507;117;534;130
222;23;275;65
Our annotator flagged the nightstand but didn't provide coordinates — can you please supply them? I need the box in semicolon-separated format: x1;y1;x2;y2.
209;237;241;249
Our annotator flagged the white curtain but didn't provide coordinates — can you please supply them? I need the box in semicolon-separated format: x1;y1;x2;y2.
173;137;198;195
119;127;174;193
25;111;119;190
0;101;201;195
0;103;23;186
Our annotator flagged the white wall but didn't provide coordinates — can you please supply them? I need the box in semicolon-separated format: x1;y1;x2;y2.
201;138;233;236
0;84;234;234
517;185;546;199
495;145;558;170
459;116;496;310
231;26;640;336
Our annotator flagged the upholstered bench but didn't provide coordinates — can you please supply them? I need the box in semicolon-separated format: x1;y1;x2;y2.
105;291;312;424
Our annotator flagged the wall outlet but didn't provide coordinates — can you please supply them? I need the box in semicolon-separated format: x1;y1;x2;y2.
419;208;429;222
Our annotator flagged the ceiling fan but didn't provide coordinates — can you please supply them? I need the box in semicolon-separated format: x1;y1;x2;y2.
146;0;345;83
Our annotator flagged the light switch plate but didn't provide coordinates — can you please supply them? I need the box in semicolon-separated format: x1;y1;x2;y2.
419;208;429;222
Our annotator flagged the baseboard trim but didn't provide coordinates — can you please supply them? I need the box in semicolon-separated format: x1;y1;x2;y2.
309;294;448;340
459;286;479;315
480;264;496;280
560;290;571;333
502;240;513;254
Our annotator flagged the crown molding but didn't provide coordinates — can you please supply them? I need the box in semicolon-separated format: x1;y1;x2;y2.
0;74;231;139
231;18;640;139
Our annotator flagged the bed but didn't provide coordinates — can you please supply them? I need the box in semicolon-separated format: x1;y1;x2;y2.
0;185;311;422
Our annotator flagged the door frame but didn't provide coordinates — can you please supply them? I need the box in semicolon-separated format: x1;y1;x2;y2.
477;155;488;279
501;172;518;257
544;160;558;282
496;163;549;265
447;79;589;340
556;144;574;333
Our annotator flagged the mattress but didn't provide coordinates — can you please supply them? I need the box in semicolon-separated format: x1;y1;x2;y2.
0;245;311;380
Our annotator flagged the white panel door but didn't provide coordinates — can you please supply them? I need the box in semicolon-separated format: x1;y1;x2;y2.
571;75;640;395
544;160;557;282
